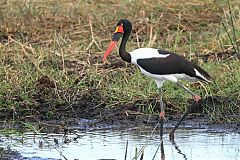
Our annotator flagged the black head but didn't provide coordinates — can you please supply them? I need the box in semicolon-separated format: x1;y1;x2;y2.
116;19;132;33
103;19;132;61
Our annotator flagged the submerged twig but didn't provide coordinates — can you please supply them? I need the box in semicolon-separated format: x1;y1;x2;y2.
140;150;144;160
151;143;160;160
132;122;159;160
124;140;128;160
20;122;68;160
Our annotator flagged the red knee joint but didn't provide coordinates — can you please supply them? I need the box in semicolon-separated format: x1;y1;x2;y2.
160;111;165;119
194;95;201;102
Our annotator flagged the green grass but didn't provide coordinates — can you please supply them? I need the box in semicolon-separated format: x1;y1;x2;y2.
0;0;239;124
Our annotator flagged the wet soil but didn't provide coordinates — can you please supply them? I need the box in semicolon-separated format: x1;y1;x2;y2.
0;148;61;160
0;81;239;133
0;148;23;160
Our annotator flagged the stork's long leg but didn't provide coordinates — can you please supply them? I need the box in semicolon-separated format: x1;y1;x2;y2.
176;82;201;102
158;87;165;159
169;82;201;140
158;87;165;119
169;102;196;140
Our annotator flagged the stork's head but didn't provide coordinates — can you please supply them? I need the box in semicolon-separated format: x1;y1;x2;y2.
102;19;132;61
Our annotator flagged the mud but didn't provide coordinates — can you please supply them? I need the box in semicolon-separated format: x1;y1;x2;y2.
1;82;239;133
0;148;24;160
0;148;61;160
0;75;239;130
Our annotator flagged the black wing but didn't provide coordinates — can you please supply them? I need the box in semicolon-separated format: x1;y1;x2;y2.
136;49;211;82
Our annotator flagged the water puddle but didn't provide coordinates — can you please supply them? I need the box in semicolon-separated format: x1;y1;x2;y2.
0;128;239;160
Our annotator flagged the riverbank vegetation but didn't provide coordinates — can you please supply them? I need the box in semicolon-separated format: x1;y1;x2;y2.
0;0;239;126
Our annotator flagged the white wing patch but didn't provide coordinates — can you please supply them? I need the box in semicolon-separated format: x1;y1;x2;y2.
130;48;170;64
194;68;210;82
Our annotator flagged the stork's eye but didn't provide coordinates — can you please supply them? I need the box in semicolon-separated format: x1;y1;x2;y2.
114;24;124;33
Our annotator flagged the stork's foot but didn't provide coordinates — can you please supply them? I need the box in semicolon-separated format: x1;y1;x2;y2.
161;153;165;160
193;95;201;102
159;111;165;120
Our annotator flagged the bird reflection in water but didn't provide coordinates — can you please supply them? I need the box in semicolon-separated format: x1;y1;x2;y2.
172;140;188;160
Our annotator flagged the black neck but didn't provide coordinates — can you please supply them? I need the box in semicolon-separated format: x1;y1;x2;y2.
119;30;131;63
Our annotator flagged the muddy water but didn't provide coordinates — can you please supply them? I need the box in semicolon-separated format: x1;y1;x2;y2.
0;128;239;160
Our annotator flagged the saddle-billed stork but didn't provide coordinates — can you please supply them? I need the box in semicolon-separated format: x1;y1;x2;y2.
103;19;211;136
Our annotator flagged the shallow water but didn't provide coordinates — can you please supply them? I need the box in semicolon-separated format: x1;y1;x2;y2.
0;128;239;160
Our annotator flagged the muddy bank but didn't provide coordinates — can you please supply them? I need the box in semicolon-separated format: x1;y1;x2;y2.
0;148;24;160
0;85;239;134
0;148;61;160
0;75;239;132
